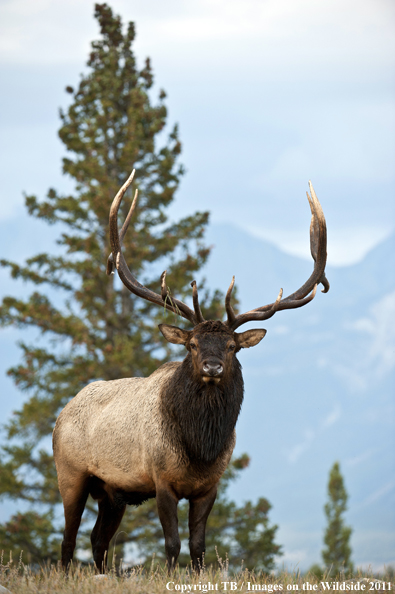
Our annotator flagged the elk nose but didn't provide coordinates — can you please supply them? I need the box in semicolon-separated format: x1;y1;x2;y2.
202;362;223;377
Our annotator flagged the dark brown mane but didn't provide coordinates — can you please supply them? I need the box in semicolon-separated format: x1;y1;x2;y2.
160;354;243;466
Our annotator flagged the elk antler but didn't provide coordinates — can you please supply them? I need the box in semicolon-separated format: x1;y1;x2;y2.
107;170;205;325
226;181;329;331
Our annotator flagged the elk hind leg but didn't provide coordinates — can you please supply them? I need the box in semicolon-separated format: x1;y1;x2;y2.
188;486;217;572
90;495;126;573
60;475;90;570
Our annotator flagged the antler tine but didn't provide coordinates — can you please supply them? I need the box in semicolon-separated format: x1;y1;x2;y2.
191;281;205;324
308;182;329;294
160;270;169;301
106;188;138;275
225;276;236;326
106;253;115;276
279;283;318;309
307;191;319;262
107;170;136;275
120;188;138;245
227;182;329;331
108;171;198;325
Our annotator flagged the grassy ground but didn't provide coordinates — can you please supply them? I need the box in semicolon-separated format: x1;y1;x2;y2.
0;554;393;594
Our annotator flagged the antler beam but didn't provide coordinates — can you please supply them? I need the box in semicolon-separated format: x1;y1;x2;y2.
107;170;205;325
226;181;329;331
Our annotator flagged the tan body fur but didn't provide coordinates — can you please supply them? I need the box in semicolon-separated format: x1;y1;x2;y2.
53;361;233;506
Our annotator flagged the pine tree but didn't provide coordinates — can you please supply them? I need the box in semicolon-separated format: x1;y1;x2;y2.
322;462;353;576
0;3;224;564
0;4;283;570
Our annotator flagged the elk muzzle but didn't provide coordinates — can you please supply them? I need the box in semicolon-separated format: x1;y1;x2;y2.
201;360;224;384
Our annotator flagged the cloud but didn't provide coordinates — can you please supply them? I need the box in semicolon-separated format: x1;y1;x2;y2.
322;406;341;428
332;364;370;393
345;449;376;468
287;429;315;464
326;291;395;393
366;292;395;376
1;0;394;79
286;405;341;463
355;479;395;510
350;291;395;379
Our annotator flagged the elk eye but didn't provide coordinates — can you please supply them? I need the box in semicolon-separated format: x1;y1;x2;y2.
229;343;236;350
190;342;197;350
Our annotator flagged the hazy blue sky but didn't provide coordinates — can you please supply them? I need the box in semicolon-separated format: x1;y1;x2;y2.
0;0;394;266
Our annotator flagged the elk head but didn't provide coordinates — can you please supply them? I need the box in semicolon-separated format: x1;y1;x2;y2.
158;320;266;385
107;170;329;375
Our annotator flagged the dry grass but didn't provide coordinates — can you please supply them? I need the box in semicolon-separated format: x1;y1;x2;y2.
0;552;393;594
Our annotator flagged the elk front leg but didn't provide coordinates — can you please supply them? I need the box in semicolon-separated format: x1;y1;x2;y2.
188;485;217;572
156;487;180;572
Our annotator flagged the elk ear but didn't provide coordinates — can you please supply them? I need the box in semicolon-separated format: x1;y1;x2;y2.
235;328;267;349
158;324;191;345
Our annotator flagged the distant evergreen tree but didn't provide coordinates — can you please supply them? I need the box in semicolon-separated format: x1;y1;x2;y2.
0;3;282;570
322;462;353;576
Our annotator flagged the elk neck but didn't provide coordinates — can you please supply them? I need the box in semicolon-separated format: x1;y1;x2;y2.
161;354;244;465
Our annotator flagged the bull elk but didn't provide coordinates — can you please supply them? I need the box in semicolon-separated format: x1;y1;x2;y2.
53;171;329;572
